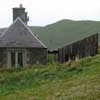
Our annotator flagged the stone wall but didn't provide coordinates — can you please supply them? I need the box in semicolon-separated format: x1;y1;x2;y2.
58;33;98;63
0;48;7;68
0;47;47;68
26;48;48;66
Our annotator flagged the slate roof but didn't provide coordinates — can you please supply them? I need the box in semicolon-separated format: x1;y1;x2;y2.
0;17;47;48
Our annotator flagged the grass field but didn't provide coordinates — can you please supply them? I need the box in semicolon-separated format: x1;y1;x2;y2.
0;54;100;100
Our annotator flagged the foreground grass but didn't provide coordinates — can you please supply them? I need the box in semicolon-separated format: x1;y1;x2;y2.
0;55;100;100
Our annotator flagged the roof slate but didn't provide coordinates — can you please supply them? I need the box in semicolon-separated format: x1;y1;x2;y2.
0;17;47;48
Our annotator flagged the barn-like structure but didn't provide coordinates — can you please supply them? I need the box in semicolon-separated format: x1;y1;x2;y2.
58;33;98;63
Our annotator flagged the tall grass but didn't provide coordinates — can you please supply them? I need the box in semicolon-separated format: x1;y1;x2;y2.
0;54;100;100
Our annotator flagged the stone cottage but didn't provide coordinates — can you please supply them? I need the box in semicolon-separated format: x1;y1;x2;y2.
0;5;47;68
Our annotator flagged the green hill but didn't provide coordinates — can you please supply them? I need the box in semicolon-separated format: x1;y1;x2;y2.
0;55;100;100
30;19;100;50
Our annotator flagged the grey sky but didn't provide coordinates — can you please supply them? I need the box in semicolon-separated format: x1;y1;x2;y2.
0;0;100;27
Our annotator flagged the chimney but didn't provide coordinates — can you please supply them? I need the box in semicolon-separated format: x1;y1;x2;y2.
13;4;29;24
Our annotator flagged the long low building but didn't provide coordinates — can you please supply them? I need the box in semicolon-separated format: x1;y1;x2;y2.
58;33;98;63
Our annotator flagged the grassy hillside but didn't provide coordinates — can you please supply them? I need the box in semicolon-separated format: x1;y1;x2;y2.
30;19;100;50
0;55;100;100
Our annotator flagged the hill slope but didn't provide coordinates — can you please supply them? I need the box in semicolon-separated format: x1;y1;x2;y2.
30;19;100;50
0;55;100;100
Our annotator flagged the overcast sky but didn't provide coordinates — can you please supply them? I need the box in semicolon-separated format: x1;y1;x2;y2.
0;0;100;27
